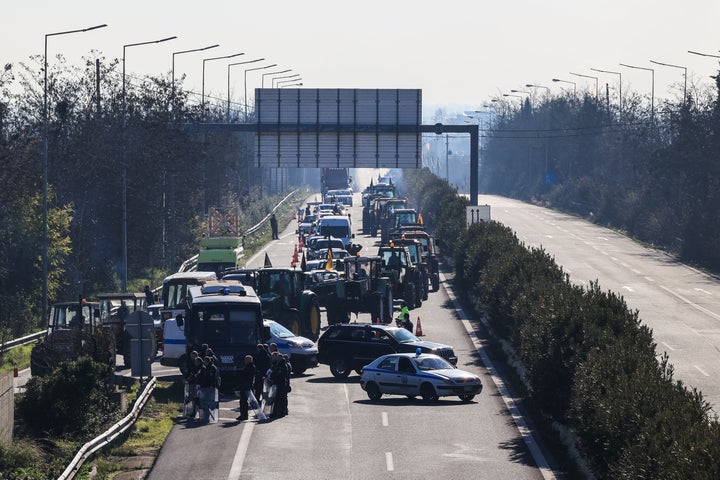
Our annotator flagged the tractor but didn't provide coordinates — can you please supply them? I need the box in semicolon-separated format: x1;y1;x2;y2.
325;256;394;325
377;244;424;309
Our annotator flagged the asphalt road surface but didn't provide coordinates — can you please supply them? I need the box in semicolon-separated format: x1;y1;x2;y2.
146;192;558;480
479;194;720;413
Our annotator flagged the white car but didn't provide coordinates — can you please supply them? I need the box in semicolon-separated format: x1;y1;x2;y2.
360;352;482;402
263;320;319;374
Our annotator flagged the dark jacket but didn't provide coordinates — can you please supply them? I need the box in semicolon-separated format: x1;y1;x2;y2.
237;362;256;391
255;348;272;377
198;363;220;389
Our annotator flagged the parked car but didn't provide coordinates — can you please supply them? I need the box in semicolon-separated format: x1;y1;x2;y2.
360;352;482;402
317;323;457;378
263;319;318;374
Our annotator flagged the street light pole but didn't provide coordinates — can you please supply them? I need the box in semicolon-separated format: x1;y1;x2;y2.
272;74;301;88
172;44;219;116
526;83;550;97
570;72;599;98
620;63;655;121
244;63;277;120
202;52;243;120
122;35;176;292
42;23;107;322
590;67;622;111
650;59;687;104
280;82;303;88
227;58;264;121
552;78;576;96
262;69;291;88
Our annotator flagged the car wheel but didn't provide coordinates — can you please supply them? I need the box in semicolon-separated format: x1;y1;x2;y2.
459;394;475;402
366;382;382;401
383;287;394;324
293;366;307;375
329;357;351;378
287;312;302;336
421;383;438;403
404;283;416;311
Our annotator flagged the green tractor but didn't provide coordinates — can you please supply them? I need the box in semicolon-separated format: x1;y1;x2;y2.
256;267;322;340
377;244;424;309
325;256;394;325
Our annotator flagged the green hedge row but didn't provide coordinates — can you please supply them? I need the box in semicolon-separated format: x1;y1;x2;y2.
401;168;720;479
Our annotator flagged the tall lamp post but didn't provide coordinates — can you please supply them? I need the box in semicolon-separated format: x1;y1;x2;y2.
552;78;576;95
43;23;107;322
650;59;687;104
172;44;219;115
262;69;291;88
590;67;622;111
688;50;720;59
202;52;243;119
280;82;303;88
122;35;177;292
570;72;599;98
620;63;655;121
244;63;277;120
227;58;264;121
526;83;550;97
272;74;301;88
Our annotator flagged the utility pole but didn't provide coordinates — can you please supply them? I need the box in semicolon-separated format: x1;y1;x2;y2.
445;134;450;182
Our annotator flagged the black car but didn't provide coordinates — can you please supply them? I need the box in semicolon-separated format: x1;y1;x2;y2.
317;323;457;378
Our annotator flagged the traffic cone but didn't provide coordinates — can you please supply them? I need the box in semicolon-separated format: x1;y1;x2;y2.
415;316;424;336
292;245;299;264
299;235;304;249
375;317;381;324
13;365;18;377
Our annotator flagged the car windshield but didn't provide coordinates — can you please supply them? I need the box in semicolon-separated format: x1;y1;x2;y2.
388;328;420;343
413;356;453;371
269;321;295;339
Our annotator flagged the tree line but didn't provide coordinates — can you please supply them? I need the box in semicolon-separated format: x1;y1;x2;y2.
480;75;720;272
0;53;296;339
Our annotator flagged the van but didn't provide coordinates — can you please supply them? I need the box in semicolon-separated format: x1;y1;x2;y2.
316;215;354;247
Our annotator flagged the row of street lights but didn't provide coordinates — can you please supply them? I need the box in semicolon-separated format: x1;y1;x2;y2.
43;24;302;316
499;53;702;122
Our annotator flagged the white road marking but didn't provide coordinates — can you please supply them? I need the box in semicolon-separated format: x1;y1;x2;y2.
694;288;712;295
620;262;628;268
601;251;609;256
228;421;254;480
597;236;608;241
660;285;720;321
382;411;389;427
695;365;710;377
622;286;634;292
631;269;641;274
661;342;675;352
645;276;655;282
386;452;394;471
440;272;557;480
610;257;619;262
545;235;553;239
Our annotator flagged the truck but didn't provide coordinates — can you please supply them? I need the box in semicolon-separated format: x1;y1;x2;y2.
30;299;115;376
321;168;352;196
160;271;217;367
174;282;264;386
196;207;243;275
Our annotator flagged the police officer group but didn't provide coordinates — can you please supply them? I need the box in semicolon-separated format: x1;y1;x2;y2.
184;343;292;424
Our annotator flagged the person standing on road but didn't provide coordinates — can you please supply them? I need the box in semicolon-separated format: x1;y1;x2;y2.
236;355;256;421
270;352;290;418
254;343;272;402
270;213;279;240
198;355;220;423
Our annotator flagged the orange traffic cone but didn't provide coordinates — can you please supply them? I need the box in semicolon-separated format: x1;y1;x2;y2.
292;245;299;264
415;316;424;336
299;235;304;249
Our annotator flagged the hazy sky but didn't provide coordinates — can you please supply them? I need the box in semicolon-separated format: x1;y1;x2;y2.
3;0;720;117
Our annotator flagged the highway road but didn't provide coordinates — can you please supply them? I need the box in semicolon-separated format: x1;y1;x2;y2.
480;194;720;413
146;193;559;480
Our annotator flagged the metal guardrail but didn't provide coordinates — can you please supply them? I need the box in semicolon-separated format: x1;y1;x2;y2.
58;376;157;480
0;331;44;354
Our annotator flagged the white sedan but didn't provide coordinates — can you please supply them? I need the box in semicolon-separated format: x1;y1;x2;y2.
360;352;482;402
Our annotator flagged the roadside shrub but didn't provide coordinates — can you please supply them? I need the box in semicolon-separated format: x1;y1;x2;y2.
16;356;121;438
